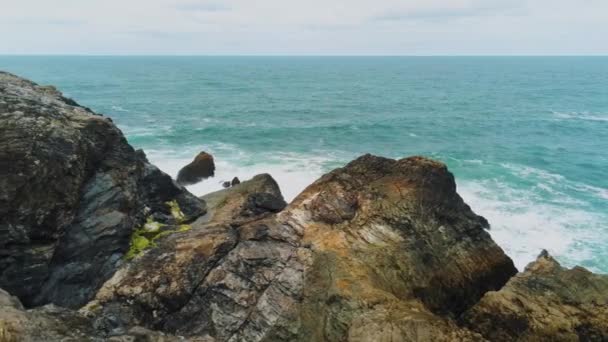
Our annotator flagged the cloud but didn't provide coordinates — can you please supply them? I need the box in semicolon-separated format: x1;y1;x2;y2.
173;1;231;12
0;0;607;54
373;0;526;22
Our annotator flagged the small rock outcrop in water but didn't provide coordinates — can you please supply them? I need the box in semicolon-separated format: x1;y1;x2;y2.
0;71;206;309
461;250;608;341
1;72;607;342
176;151;215;185
231;176;240;186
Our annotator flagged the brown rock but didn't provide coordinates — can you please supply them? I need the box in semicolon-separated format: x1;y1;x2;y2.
86;155;514;341
177;152;215;185
461;250;608;342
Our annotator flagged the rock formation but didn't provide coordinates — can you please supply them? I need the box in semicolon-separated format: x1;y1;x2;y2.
1;71;607;342
0;71;205;309
82;155;516;341
461;250;608;341
177;151;215;185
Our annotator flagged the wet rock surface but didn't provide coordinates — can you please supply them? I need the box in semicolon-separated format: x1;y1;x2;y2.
2;72;607;342
177;151;216;186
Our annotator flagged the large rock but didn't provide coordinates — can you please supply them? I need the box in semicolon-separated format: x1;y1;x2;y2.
199;173;287;225
85;155;515;341
177;151;215;185
461;250;608;341
0;287;195;341
0;71;206;309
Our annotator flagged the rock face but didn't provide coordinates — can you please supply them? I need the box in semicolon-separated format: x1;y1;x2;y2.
177;151;215;185
2;72;607;342
83;155;515;341
462;250;608;341
0;71;205;309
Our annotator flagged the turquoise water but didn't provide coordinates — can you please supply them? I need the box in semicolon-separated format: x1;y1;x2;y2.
1;56;606;272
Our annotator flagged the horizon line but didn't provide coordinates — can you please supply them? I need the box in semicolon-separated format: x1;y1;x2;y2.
1;54;607;58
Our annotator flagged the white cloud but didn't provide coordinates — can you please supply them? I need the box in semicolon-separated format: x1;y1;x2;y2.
0;0;606;54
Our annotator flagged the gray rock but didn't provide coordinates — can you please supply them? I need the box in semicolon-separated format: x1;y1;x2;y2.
0;71;206;309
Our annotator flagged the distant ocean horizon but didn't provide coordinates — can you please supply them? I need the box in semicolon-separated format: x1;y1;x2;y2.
1;56;606;273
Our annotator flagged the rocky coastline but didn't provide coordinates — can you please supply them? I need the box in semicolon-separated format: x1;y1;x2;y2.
1;71;606;341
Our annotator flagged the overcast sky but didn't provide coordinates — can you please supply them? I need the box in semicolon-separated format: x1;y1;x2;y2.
1;0;607;55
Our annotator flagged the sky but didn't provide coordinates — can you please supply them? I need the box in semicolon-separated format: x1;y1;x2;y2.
1;0;607;55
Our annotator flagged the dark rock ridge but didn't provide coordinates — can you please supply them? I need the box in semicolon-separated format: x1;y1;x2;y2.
177;151;215;186
0;71;205;309
1;72;607;342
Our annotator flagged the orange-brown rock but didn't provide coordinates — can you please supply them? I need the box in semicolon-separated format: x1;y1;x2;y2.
461;250;608;342
84;155;515;341
177;151;216;185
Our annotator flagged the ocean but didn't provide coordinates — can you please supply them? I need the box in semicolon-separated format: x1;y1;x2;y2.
1;56;606;273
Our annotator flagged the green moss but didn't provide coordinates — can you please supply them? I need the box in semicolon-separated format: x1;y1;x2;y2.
125;230;152;260
125;214;191;260
166;200;186;222
178;224;192;232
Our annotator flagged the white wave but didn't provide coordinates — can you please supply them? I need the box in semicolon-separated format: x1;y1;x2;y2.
501;162;608;201
147;149;332;202
552;111;608;122
111;105;130;112
148;149;607;273
459;179;606;272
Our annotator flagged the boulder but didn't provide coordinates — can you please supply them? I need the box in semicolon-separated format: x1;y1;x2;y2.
231;177;241;186
0;71;206;309
85;155;515;341
177;151;215;185
199;173;287;225
461;250;608;341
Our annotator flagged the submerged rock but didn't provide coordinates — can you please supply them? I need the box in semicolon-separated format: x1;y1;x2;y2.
177;151;215;185
0;71;206;309
461;250;608;341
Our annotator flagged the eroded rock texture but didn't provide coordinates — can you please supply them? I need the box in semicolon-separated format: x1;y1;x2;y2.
85;155;516;341
0;71;205;309
462;250;608;341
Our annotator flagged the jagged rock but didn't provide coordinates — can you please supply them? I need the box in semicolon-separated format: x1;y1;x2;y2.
461;250;608;341
0;287;97;341
0;288;194;341
0;72;206;309
86;155;514;341
199;173;287;225
231;177;240;186
177;151;215;185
